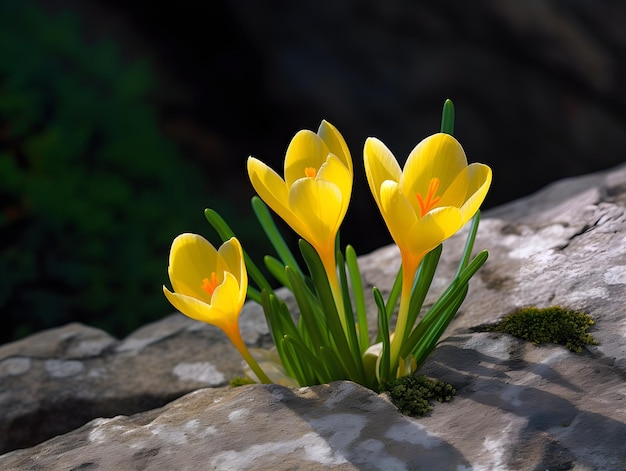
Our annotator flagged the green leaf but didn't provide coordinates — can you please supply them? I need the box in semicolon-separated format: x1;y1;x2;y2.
204;208;273;294
404;251;488;359
286;266;328;351
261;291;299;378
373;287;391;385
279;336;308;385
282;335;330;384
251;196;303;275
346;245;369;353
337;249;363;365
246;286;262;305
411;284;468;370
456;210;481;276
299;239;365;385
264;255;291;289
373;264;402;345
440;99;455;135
319;345;350;381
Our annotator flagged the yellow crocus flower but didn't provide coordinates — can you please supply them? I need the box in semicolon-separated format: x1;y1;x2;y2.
364;132;492;370
247;120;352;323
163;234;271;383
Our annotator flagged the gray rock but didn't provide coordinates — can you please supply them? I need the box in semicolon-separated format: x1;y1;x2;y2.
360;162;626;374
419;333;626;471
0;301;272;454
0;381;470;471
2;163;626;469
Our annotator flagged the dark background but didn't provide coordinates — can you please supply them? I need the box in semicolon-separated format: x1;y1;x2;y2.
73;0;626;248
83;0;626;252
2;0;626;341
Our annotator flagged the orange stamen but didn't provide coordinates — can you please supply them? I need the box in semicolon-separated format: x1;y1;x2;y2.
416;177;441;217
305;167;317;178
201;272;219;296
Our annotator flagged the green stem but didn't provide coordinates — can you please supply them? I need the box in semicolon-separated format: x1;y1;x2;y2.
239;348;272;384
321;249;347;334
233;338;273;384
251;196;303;275
388;256;419;376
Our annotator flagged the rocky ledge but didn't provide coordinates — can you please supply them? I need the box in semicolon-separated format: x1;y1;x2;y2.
1;164;626;470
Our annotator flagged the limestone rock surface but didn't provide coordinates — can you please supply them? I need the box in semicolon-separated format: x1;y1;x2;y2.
0;302;273;454
2;164;626;469
1;381;470;471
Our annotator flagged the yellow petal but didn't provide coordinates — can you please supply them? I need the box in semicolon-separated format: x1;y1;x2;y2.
317;154;351;190
406;206;463;258
437;166;470;209
284;130;329;186
209;271;244;319
363;137;402;210
316;154;352;218
248;122;353;267
247;157;296;224
317;120;352;174
168;233;218;303
379;180;417;252
402;133;467;202
459;163;492;224
288;177;343;250
163;286;228;326
247;159;310;238
216;238;243;280
380;182;462;262
217;237;248;304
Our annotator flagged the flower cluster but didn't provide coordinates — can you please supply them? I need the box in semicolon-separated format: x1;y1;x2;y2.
163;100;492;391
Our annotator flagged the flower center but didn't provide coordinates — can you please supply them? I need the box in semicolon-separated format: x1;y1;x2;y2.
305;167;317;178
416;177;441;217
201;272;219;296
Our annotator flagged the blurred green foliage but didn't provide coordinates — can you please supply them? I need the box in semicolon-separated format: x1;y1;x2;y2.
0;3;229;342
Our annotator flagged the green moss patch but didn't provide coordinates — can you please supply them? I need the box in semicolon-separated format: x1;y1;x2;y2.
384;375;456;417
485;306;598;352
229;376;256;387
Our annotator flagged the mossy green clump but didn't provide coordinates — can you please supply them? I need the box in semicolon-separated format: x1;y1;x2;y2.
229;376;256;387
384;375;456;417
485;306;598;352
